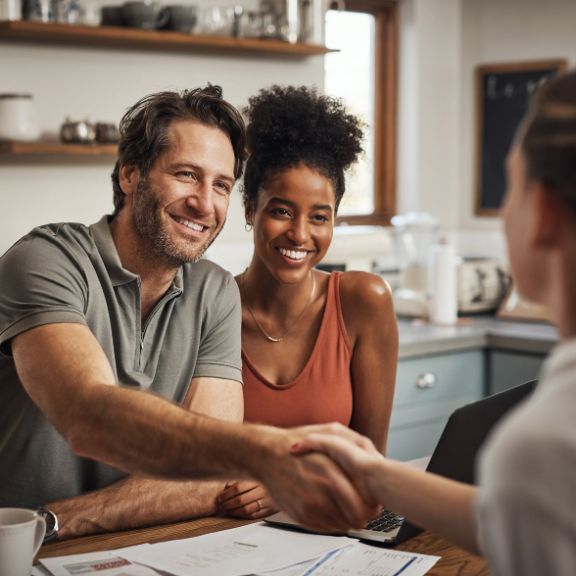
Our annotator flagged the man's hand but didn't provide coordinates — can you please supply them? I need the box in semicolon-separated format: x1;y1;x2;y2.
218;481;278;519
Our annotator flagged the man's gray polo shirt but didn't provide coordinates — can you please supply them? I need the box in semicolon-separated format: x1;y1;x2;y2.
0;216;242;508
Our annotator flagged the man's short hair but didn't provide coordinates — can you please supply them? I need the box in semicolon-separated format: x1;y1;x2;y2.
110;86;247;215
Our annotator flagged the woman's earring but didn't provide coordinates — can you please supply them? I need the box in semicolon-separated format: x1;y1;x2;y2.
245;223;253;232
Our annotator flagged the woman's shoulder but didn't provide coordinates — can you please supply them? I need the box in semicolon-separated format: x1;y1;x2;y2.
337;271;395;333
338;271;393;310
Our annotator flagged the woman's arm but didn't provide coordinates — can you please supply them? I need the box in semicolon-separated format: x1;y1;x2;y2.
340;272;398;453
292;433;479;553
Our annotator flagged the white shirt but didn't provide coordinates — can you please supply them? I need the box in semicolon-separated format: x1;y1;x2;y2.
476;339;576;576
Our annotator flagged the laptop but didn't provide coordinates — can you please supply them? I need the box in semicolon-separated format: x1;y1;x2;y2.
265;380;537;546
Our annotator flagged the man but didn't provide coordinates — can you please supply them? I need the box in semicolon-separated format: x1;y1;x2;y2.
0;86;375;540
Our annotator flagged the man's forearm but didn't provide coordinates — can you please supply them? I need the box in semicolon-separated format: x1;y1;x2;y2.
14;325;377;534
67;383;278;482
48;475;226;540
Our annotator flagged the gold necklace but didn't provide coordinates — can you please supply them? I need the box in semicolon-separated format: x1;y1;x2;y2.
240;272;316;343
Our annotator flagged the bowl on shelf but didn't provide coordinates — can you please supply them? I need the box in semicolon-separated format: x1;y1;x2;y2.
159;4;197;33
122;0;168;29
100;5;125;26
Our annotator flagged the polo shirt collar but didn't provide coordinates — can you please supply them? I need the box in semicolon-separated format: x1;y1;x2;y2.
89;215;184;293
91;215;137;286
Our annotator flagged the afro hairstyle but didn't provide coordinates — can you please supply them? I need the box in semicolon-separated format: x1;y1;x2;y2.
242;85;364;214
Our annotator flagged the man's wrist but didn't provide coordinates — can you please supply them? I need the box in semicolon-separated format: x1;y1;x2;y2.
36;506;59;543
233;424;286;482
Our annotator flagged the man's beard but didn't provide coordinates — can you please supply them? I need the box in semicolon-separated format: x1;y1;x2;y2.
131;177;224;266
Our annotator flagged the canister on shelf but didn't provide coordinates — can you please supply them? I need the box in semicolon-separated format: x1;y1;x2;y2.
0;94;41;142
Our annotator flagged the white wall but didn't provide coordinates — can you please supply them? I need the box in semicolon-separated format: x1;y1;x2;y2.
0;1;323;256
395;0;576;262
397;0;462;231
459;0;576;233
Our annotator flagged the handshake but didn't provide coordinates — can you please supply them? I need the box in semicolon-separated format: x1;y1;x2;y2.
218;422;387;534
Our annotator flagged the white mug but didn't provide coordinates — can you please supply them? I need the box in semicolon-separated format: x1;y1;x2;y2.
0;508;46;576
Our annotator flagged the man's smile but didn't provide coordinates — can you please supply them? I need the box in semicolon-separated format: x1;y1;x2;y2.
172;215;208;233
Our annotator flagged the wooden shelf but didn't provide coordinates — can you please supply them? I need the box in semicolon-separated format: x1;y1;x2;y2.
0;20;333;57
0;140;117;159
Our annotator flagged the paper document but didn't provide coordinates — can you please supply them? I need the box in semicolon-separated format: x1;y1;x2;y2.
40;545;160;576
119;523;354;576
300;543;440;576
255;558;316;576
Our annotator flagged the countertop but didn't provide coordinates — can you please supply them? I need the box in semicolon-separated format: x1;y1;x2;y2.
398;316;558;359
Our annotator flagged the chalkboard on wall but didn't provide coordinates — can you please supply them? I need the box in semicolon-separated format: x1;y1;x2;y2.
475;60;567;217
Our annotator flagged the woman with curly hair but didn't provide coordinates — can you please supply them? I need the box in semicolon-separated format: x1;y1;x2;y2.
218;85;398;519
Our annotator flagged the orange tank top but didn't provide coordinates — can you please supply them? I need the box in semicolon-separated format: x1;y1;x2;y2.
242;272;353;428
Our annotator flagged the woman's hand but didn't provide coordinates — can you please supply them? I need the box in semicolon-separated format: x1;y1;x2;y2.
218;481;279;519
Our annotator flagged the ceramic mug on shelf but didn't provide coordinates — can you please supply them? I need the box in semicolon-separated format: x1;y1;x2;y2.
0;508;46;576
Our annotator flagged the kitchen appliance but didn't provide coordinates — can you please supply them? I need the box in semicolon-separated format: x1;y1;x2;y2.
457;257;509;315
395;254;509;318
391;212;439;318
391;211;509;318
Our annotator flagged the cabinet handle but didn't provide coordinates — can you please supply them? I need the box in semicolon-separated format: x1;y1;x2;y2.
415;372;438;389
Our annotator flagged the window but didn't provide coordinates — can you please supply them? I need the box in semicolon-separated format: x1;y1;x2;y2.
324;0;398;225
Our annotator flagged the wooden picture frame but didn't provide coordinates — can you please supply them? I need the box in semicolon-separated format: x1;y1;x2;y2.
474;59;567;217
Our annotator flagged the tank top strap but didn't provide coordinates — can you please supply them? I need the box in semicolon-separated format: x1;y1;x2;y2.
330;271;353;355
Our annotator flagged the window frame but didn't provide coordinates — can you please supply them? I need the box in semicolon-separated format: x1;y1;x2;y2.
331;0;398;226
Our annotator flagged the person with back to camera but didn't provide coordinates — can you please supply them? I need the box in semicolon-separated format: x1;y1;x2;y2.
291;69;576;575
0;85;379;540
218;86;398;520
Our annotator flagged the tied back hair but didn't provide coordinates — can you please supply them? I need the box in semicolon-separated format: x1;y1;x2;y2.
522;70;576;212
242;85;364;214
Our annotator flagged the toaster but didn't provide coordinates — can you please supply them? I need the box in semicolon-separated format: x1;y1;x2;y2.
457;258;509;314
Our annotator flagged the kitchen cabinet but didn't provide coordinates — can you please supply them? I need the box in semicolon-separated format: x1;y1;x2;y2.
488;350;545;395
387;318;556;462
387;349;484;461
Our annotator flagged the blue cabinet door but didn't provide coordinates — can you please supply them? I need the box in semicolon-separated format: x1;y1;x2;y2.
387;350;484;461
489;350;545;395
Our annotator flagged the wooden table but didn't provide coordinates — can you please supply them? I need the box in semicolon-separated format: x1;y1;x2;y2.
37;516;490;575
